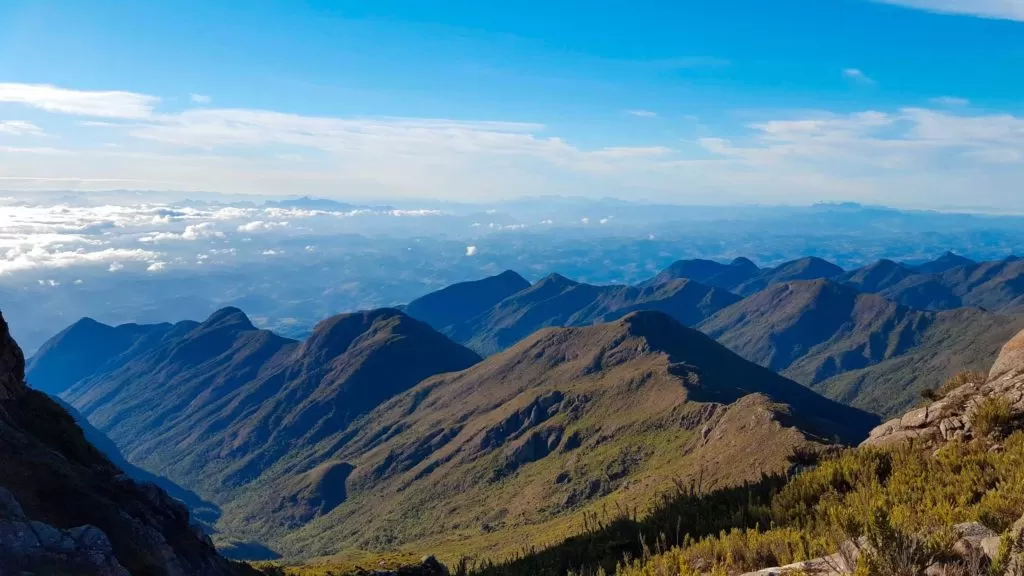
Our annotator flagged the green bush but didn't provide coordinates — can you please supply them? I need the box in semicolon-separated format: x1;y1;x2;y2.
973;397;1014;438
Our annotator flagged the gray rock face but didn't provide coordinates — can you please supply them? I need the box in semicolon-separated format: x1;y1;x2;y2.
0;313;24;402
863;327;1024;448
0;488;129;576
0;311;251;576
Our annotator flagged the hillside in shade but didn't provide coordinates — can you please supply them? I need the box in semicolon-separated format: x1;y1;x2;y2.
420;271;740;355
45;308;481;504
699;279;1024;416
404;270;531;331
0;310;253;575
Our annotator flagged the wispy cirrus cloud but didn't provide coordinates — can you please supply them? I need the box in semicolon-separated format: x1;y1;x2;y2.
190;93;212;104
872;0;1024;22
4;82;1024;208
0;120;46;137
626;110;658;118
0;83;158;119
843;68;876;85
930;96;970;107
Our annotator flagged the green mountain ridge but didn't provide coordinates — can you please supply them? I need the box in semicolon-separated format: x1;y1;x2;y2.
699;278;1024;417
27;304;874;565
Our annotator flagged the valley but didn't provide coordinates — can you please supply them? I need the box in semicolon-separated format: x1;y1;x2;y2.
16;250;1024;573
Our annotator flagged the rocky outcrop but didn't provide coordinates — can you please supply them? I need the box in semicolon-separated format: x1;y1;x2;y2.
0;487;129;576
352;555;450;576
0;311;253;576
862;327;1024;447
741;522;1003;576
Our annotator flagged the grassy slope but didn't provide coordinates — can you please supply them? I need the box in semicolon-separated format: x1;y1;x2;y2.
217;312;872;562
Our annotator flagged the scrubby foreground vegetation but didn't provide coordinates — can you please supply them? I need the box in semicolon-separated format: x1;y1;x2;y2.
264;431;1024;576
615;435;1024;576
461;432;1024;576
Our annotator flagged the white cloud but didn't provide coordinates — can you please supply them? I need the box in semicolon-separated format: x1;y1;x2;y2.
139;221;224;242
108;261;124;272
0;83;158;118
6;81;1024;207
843;69;876;85
190;93;212;104
0;245;159;274
237;220;289;232
261;249;282;256
146;261;166;272
580;217;590;224
181;222;223;240
0;121;46;137
872;0;1024;21
627;110;658;118
465;245;477;256
930;96;970;107
692;106;1024;205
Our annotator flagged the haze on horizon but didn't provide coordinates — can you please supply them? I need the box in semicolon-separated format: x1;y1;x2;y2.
1;0;1024;210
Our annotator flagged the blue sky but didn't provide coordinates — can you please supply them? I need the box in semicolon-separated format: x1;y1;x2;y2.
1;0;1023;208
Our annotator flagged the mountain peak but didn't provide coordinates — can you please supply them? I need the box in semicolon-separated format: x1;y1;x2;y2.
730;256;758;269
495;270;528;283
404;270;531;331
916;251;976;274
536;272;578;287
301;308;416;360
200;307;255;331
615;309;681;338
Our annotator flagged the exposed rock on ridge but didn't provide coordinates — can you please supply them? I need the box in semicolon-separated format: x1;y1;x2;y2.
863;327;1024;447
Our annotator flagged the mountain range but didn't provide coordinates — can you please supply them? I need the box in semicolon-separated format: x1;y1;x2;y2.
26;305;875;561
401;253;1024;417
18;250;1024;566
425;272;740;355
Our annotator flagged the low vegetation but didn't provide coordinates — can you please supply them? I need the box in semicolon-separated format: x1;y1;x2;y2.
973;397;1015;438
920;370;988;402
444;433;1024;576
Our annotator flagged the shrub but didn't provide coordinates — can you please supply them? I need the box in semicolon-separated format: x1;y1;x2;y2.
973;397;1014;438
938;371;987;399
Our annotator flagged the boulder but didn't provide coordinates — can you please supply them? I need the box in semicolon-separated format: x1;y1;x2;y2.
863;328;1024;449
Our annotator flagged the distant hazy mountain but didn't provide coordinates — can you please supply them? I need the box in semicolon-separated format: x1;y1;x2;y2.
841;255;1024;313
837;259;916;293
641;256;843;296
25;317;191;395
435;272;740;355
225;311;875;558
404;270;531;331
914;251;977;274
732;257;845;296
638;257;760;291
699;279;1024;416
